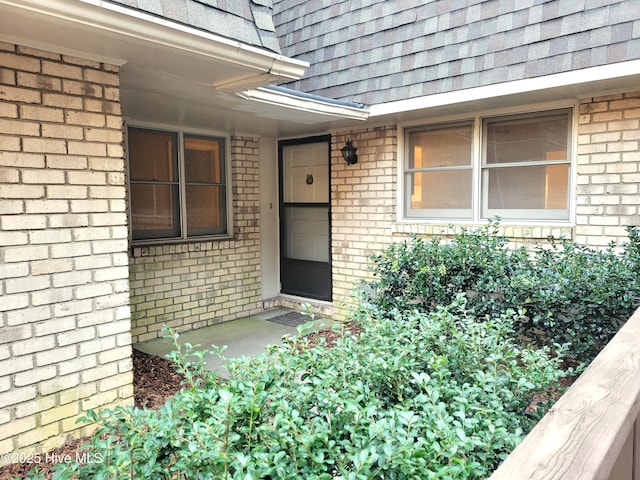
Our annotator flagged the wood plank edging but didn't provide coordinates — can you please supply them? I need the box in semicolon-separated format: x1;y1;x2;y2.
490;307;640;480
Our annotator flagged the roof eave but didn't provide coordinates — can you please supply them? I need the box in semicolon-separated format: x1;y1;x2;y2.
370;59;640;118
0;0;309;86
236;86;370;121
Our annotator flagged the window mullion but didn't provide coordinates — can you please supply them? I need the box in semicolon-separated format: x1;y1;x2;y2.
472;116;481;222
178;132;187;240
483;159;570;168
406;165;473;173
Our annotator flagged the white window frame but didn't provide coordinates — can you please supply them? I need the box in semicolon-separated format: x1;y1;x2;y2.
405;121;475;220
126;122;233;245
399;102;577;225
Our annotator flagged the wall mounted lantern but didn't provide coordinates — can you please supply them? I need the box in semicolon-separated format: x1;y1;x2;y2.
341;140;358;165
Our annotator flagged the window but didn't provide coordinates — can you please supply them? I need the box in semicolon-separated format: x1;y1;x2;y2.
404;108;572;222
406;123;473;219
128;127;228;241
482;111;570;220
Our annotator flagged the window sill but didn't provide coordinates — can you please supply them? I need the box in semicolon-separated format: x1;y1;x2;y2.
393;220;574;241
130;235;236;258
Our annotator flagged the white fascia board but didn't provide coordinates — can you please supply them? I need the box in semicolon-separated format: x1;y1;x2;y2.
1;0;308;81
237;87;370;121
370;59;640;117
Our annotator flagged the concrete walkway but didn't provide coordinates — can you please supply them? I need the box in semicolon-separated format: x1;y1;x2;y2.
134;308;336;378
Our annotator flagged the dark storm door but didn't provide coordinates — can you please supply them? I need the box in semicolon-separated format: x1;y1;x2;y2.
279;136;331;301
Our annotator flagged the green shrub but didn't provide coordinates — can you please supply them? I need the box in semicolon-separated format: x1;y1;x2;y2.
364;221;640;361
35;299;568;480
365;221;524;313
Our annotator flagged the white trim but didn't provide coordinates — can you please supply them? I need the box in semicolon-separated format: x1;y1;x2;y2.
125;121;234;245
472;119;481;222
372;59;640;117
569;107;579;225
0;33;125;67
397;103;578;225
0;0;308;82
398;99;575;130
395;218;576;228
125;119;230;142
236;88;370;121
396;122;405;223
277;294;334;307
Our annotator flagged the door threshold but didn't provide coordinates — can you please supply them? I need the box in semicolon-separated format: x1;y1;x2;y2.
263;295;334;317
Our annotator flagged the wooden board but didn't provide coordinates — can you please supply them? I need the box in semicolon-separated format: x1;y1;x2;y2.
490;307;640;480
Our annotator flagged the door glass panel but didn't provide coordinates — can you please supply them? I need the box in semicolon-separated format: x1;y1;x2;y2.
280;139;331;301
283;142;329;203
284;206;329;262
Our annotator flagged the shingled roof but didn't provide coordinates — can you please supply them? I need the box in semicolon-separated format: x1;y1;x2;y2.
107;0;282;53
273;0;640;105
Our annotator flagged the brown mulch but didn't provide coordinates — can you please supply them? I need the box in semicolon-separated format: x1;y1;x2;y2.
0;350;185;480
304;321;363;348
525;359;580;415
132;349;185;410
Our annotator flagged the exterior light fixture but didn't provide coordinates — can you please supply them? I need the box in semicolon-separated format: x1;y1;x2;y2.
341;140;358;165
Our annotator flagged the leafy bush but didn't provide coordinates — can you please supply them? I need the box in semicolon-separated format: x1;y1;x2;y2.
33;298;569;480
364;220;640;361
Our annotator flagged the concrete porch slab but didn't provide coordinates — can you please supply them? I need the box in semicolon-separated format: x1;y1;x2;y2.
133;308;336;379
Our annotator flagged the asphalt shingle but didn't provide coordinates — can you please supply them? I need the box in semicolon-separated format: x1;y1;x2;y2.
106;0;282;52
159;0;189;23
273;0;640;105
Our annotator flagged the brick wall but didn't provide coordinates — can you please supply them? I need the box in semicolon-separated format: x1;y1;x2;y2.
330;127;397;318
129;136;263;343
576;91;640;246
329;94;640;316
0;43;132;460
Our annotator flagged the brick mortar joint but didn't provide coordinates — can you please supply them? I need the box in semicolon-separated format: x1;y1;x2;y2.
131;239;245;257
